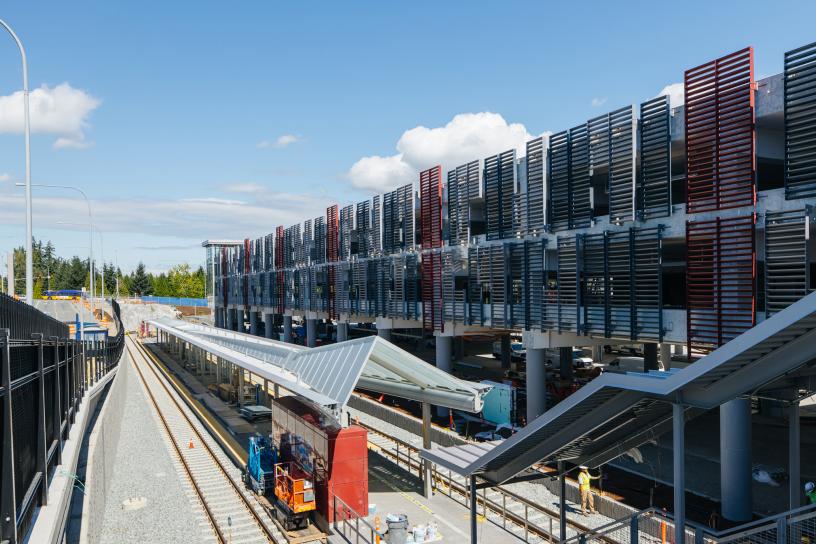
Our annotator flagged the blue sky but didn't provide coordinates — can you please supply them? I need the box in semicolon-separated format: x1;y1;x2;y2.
0;1;814;273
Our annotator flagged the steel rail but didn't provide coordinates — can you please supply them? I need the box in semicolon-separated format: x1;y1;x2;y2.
359;421;618;544
126;338;278;543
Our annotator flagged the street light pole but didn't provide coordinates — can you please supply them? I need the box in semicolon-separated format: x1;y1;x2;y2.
21;183;94;312
0;19;33;304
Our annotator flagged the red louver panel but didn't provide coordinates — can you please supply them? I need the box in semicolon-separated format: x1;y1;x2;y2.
420;166;443;249
243;238;251;309
686;215;755;358
326;205;339;319
685;47;755;213
275;226;284;314
422;252;442;332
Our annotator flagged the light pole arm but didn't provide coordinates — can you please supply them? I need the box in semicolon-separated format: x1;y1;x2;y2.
0;18;33;305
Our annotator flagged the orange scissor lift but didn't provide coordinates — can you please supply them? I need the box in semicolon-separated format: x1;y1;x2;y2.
274;462;316;530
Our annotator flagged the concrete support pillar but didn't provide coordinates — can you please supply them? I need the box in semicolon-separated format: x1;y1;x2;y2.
500;334;512;370
306;318;317;348
377;327;392;342
283;315;293;343
249;311;259;336
263;378;270;406
660;343;672;370
790;401;801;510
526;347;547;424
421;402;433;499
435;336;453;417
644;343;659;371
559;347;573;380
226;308;235;331
673;402;686;544
264;313;275;339
720;398;752;521
237;367;246;406
592;345;604;364
215;357;222;384
336;322;348;343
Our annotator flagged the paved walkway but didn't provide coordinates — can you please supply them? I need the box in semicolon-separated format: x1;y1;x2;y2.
97;354;208;543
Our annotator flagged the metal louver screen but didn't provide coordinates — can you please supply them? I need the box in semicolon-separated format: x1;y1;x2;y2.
608;106;636;224
639;96;672;219
785;42;816;199
582;233;608;336
441;249;467;325
512;192;526;239
420;166;443;249
685;47;755;213
421;252;442;331
632;227;663;341
524;239;546;331
340;205;353;260
356;200;371;257
484;150;516;240
570;125;592;229
686;215;755;357
313;217;326;264
488;245;508;328
326;205;339;318
607;230;633;339
765;209;812;314
557;236;580;333
371;195;381;256
526;137;546;236
549;131;570;231
448;160;480;245
303;220;313;266
468;247;486;326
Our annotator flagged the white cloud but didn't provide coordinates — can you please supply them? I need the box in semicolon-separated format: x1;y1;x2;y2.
257;134;302;149
221;182;265;194
658;82;684;108
348;112;542;193
591;97;607;107
0;83;100;149
0;173;10;183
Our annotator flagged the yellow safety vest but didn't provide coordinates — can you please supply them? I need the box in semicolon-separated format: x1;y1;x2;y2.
579;472;591;491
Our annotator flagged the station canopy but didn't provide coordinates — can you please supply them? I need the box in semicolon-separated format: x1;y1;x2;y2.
422;290;816;485
149;319;490;413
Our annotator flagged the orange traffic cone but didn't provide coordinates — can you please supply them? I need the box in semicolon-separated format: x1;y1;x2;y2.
188;439;195;449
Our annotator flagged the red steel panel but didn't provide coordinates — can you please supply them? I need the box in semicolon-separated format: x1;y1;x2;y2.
686;215;755;358
420;166;443;249
685;47;755;214
421;252;442;332
326;205;339;319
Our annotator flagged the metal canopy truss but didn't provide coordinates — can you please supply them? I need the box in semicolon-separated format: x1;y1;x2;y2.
685;47;756;213
526;137;546;236
570;125;592;229
686;215;756;357
548;130;571;231
484;149;516;241
151;319;489;413
422;289;816;483
765;208;812;314
785;42;816;199
639;95;672;219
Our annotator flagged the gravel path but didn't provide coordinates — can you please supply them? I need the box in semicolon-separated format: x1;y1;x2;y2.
98;353;209;543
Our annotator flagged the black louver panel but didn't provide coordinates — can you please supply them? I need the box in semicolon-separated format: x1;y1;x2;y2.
557;235;580;333
485;150;516;241
639;96;672;219
448;160;480;246
313;216;326;264
582;233;608;336
765;208;812;314
526;137;546;236
549;130;570;231
356;200;370;257
633;226;663;341
609;106;636;225
371;195;381;256
570;125;592;229
785;42;816;199
607;230;633;339
340;204;353;260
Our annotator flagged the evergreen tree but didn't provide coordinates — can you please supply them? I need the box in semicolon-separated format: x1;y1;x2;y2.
130;262;152;296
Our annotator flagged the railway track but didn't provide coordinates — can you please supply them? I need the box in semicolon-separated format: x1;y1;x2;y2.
125;337;285;544
361;422;619;544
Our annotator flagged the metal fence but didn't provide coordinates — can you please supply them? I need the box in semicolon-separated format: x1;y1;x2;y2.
0;293;125;544
139;296;208;307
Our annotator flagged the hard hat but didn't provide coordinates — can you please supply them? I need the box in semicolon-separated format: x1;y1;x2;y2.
806;482;815;493
579;465;588;470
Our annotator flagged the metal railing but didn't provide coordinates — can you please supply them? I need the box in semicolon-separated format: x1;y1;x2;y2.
0;294;124;544
333;493;378;544
565;503;816;544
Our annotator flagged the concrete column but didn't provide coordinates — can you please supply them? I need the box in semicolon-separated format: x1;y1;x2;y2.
644;343;659;371
283;315;293;343
336;322;348;343
237;367;246;406
306;318;317;348
264;313;275;339
790;401;801;510
249;311;259;336
526;348;547;424
673;403;686;544
263;378;270;406
559;347;573;380
500;335;511;370
377;327;392;341
660;343;672;370
435;335;453;417
215;357;222;383
720;398;752;521
421;402;433;499
592;344;604;364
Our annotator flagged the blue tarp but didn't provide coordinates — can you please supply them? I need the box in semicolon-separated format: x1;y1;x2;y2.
141;296;208;307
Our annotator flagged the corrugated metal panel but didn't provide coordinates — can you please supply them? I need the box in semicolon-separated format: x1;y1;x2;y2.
639;96;672;219
526;137;546;236
484;150;516;241
685;47;755;213
765;208;812;314
609;105;636;224
687;215;755;356
548;130;571;231
785;42;816;199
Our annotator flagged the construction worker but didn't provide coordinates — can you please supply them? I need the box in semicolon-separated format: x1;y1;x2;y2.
578;465;600;515
806;482;816;504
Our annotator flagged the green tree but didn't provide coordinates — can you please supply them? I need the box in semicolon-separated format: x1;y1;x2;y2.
129;262;152;296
